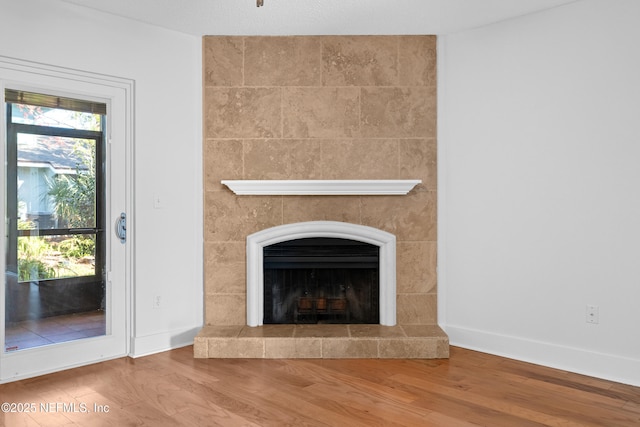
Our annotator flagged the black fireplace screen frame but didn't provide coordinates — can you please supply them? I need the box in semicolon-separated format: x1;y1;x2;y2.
263;237;380;324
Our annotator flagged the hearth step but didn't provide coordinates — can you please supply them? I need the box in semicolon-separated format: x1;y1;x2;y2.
194;324;449;359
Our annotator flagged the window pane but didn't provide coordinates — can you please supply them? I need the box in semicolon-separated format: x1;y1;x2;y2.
5;90;107;353
18;133;96;229
18;234;96;282
11;104;101;131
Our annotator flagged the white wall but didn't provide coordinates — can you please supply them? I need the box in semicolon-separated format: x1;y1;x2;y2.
0;0;203;356
440;0;640;386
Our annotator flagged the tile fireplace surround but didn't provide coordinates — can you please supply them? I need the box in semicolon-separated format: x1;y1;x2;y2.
196;35;448;359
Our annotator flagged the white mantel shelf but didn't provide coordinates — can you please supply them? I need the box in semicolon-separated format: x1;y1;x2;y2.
221;180;422;195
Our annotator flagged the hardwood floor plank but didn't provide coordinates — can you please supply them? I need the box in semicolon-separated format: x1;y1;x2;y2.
283;359;419;404
262;389;355;427
612;382;640;400
389;356;640;426
421;411;483;427
622;400;640;414
302;382;432;426
1;345;638;426
178;371;322;426
158;367;314;426
0;412;42;427
390;372;595;427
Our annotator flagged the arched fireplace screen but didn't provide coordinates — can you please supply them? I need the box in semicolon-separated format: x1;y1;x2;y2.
263;237;380;324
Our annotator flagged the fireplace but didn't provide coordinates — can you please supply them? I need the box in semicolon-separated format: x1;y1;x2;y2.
197;35;448;359
246;221;397;327
263;237;380;324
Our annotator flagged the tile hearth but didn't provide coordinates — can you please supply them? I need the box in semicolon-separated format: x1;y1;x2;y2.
194;324;448;359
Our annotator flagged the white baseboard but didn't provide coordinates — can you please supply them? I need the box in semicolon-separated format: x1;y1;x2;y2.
130;326;201;358
444;325;640;387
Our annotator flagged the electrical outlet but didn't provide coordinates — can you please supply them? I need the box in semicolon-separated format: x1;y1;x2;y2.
153;295;163;309
586;305;599;324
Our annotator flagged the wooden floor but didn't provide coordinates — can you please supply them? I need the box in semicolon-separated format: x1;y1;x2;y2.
1;346;638;426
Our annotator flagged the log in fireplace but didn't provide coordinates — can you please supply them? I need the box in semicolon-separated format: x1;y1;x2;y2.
263;237;380;324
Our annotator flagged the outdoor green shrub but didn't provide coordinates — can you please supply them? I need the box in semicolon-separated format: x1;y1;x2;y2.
18;258;56;281
17;237;56;281
58;236;95;258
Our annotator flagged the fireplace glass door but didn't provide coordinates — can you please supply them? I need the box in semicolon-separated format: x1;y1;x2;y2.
263;238;379;324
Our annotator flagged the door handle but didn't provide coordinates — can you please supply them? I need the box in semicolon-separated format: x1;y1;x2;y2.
115;212;126;244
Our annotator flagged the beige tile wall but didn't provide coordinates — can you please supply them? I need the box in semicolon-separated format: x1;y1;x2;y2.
203;35;437;326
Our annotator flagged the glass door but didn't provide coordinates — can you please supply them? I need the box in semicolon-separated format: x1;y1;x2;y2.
1;80;129;381
4;95;106;351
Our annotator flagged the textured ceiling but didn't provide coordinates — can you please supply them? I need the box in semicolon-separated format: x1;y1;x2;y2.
57;0;580;36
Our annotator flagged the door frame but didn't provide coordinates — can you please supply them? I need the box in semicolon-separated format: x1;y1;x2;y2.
0;56;134;383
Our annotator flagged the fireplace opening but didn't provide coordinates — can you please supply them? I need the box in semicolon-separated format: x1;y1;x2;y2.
263;237;380;324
